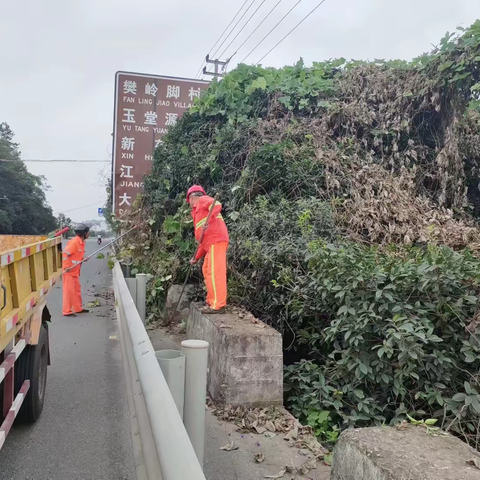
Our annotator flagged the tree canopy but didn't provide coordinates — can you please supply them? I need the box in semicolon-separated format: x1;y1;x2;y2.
0;123;57;235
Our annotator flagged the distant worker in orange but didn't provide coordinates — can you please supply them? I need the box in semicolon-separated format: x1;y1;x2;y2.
62;223;90;317
187;185;229;313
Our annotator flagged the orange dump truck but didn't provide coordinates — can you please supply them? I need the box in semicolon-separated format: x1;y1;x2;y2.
0;234;63;449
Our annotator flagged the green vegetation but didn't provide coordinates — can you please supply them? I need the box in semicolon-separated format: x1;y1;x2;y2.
121;22;480;447
0;123;57;235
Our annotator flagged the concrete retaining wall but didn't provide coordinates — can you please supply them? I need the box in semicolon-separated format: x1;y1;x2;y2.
332;425;480;480
187;303;283;407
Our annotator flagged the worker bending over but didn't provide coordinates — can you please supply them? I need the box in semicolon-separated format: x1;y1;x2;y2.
62;223;90;317
187;185;229;313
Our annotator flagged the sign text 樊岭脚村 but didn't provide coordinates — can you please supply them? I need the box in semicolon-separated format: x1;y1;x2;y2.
112;72;209;217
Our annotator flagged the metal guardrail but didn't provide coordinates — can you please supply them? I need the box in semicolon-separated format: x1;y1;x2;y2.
113;262;206;480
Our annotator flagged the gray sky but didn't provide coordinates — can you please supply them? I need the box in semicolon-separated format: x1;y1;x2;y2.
1;0;478;223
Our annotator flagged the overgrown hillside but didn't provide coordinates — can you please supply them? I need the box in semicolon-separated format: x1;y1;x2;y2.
123;23;480;446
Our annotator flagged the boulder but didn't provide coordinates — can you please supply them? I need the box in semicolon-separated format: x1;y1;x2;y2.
164;284;195;323
331;425;480;480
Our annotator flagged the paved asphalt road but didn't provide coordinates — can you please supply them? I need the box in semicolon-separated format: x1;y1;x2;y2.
0;239;135;480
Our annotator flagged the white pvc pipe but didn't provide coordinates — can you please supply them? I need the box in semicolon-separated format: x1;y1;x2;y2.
155;350;185;420
114;263;206;480
136;273;147;324
181;339;209;468
125;278;137;306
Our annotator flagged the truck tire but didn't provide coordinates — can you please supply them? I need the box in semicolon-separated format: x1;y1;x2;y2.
14;323;49;423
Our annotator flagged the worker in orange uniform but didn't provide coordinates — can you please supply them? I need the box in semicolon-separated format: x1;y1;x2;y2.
187;185;229;313
62;223;90;317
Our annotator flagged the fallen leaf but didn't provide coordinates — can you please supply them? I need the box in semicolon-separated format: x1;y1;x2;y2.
467;458;480;470
264;468;286;479
265;420;276;432
247;412;257;423
255;425;267;434
299;424;314;435
323;453;333;466
284;423;298;441
220;442;239;451
300;458;317;474
254;452;265;463
274;418;285;432
264;432;277;439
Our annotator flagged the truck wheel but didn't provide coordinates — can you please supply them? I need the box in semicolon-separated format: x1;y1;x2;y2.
14;323;48;423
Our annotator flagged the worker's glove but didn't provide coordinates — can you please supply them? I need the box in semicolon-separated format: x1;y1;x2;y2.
202;223;209;231
190;258;199;265
83;257;89;262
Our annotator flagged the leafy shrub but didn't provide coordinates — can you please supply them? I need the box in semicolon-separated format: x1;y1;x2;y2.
283;244;480;444
227;195;334;324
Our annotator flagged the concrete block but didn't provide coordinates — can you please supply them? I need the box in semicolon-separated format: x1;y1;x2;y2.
187;303;283;407
164;284;195;323
331;425;480;480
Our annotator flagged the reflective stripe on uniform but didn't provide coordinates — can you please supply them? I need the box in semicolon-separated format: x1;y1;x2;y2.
196;214;224;230
210;244;218;309
196;217;208;229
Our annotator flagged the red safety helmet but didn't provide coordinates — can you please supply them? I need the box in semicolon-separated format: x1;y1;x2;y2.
186;185;206;203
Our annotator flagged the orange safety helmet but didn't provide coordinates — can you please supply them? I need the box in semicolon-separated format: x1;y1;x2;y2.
186;185;206;203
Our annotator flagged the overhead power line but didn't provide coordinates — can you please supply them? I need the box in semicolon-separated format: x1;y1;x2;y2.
194;0;250;79
240;0;302;64
256;0;330;64
59;200;105;214
217;0;268;60
210;0;258;61
230;0;285;62
0;159;109;163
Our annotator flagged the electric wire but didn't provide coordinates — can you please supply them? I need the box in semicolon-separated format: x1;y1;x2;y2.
0;159;109;163
217;0;268;61
229;0;285;63
256;0;329;64
59;201;105;214
210;0;258;60
240;0;302;64
194;0;250;79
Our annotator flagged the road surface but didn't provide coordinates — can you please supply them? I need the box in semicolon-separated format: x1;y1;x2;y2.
0;239;135;480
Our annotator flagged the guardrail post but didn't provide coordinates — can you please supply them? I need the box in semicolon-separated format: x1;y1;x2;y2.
136;273;147;324
181;339;208;468
156;350;186;420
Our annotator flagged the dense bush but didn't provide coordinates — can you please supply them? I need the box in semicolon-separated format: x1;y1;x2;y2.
283;244;480;439
120;22;480;447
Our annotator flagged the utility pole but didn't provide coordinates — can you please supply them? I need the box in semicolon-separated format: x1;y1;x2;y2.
202;55;230;80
